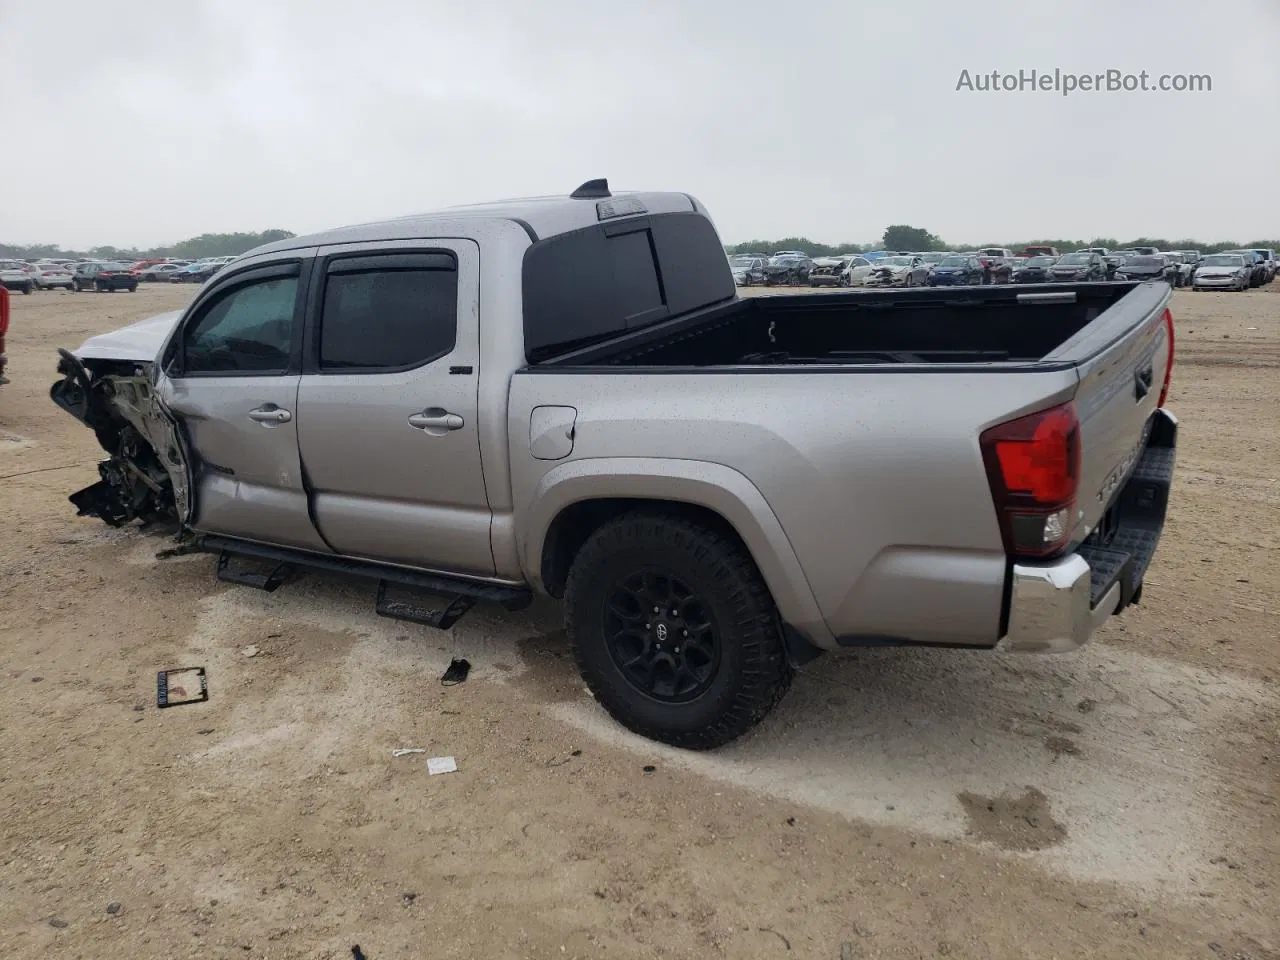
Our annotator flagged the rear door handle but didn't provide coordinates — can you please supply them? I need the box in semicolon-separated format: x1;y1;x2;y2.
248;405;292;424
407;409;464;433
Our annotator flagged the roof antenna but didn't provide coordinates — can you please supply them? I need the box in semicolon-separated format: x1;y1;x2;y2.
570;178;610;199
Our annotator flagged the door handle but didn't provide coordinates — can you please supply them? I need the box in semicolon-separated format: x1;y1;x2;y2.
248;405;292;424
407;409;464;433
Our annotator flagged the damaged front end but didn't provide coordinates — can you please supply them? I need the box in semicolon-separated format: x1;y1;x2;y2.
50;348;191;528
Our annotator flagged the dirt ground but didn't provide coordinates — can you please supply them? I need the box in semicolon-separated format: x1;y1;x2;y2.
1;282;1276;960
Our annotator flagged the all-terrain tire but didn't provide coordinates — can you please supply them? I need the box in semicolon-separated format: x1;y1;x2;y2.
564;510;793;750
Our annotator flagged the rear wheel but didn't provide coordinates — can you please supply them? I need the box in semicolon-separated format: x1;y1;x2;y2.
22;281;33;295
564;510;793;750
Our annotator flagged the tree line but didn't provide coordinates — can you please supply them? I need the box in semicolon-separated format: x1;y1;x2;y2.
726;224;1280;258
0;230;296;262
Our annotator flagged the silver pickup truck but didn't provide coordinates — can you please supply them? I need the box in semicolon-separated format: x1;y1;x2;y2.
50;180;1178;750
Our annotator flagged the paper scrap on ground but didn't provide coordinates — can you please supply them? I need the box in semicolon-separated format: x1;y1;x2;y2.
427;756;458;775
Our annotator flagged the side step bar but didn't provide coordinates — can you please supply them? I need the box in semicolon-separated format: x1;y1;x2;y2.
192;535;532;630
216;551;294;592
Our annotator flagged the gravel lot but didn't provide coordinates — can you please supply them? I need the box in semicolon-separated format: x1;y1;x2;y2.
1;283;1276;959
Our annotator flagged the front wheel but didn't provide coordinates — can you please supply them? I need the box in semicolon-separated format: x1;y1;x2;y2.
564;510;794;751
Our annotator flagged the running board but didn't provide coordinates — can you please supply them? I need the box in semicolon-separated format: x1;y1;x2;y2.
375;581;475;630
216;551;294;592
195;535;532;630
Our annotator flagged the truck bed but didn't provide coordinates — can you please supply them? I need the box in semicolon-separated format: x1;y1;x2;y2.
513;278;1174;647
537;282;1147;369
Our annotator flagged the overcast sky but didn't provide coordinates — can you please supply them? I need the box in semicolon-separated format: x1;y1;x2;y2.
2;0;1277;249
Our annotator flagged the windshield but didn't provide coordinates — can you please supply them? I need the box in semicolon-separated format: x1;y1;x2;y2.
728;256;753;267
100;262;131;271
938;257;969;267
879;257;913;266
919;253;945;262
1201;255;1243;267
1128;257;1162;267
1059;253;1092;264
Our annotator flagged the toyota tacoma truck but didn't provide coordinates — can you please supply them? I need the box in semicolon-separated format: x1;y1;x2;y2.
49;179;1178;750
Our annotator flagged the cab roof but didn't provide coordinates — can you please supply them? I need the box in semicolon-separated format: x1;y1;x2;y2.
243;180;705;258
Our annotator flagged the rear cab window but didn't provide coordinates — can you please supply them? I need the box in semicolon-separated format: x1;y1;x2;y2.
521;211;735;363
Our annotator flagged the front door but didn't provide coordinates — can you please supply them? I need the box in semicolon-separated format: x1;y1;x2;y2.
294;240;494;576
158;257;330;553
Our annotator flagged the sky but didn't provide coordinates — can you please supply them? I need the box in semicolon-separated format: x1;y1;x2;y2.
1;0;1277;250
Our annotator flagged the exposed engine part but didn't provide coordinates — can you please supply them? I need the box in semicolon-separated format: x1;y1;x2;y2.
50;350;190;527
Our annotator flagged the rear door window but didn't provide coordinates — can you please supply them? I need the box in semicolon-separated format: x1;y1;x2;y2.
317;253;458;372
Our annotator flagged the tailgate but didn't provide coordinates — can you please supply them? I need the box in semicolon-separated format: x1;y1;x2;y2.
1055;281;1174;544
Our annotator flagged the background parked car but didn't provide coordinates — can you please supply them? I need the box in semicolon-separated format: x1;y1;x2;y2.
1223;250;1268;287
0;259;36;294
1247;248;1276;284
728;255;767;286
1011;255;1059;283
927;255;984;286
761;255;813;286
171;256;235;284
807;255;862;287
1114;255;1178;284
1191;253;1252;291
864;255;930;287
838;255;875;287
1048;251;1106;282
1158;252;1194;287
140;262;190;282
31;262;75;290
72;261;139;292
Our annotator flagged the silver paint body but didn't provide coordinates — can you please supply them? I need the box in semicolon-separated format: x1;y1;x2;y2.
71;192;1173;654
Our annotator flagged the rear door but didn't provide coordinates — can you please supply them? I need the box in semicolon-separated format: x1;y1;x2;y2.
156;255;330;552
294;239;494;576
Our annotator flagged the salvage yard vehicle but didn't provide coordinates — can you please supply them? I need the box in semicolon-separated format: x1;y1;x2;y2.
72;261;139;293
863;254;930;287
761;254;813;286
728;255;766;286
49;180;1179;751
32;262;75;290
1049;251;1106;282
926;255;984;286
806;255;857;287
1115;255;1178;285
0;259;35;295
1223;250;1268;288
1191;253;1252;291
1011;255;1059;284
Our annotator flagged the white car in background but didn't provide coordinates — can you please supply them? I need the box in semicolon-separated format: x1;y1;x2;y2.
139;262;188;282
863;255;931;287
32;262;75;290
1190;253;1251;291
0;259;35;294
839;255;876;287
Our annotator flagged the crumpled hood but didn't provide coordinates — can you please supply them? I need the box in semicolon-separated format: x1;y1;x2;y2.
74;310;182;362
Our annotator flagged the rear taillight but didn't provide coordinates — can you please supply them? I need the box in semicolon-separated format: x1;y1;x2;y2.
980;401;1081;559
1157;307;1174;408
